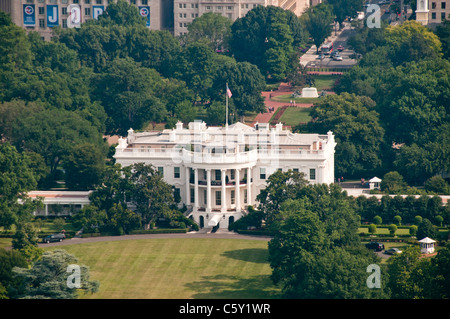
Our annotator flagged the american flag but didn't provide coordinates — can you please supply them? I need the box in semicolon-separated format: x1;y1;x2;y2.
226;85;232;98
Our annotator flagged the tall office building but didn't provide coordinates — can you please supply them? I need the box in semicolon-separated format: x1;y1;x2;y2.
0;0;166;41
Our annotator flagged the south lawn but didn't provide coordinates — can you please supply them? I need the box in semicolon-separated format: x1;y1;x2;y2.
47;238;282;299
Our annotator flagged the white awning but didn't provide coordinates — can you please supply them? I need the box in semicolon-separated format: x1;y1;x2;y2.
208;214;222;227
369;177;382;183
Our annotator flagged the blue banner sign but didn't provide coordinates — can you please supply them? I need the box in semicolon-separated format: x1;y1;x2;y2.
47;5;59;28
23;4;36;26
139;6;150;27
93;5;105;20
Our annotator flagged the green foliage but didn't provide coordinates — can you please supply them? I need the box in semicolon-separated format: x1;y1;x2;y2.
210;61;266;117
424;175;449;194
381;171;408;194
11;249;99;299
230;6;304;81
301;93;384;177
301;3;334;54
185;12;232;51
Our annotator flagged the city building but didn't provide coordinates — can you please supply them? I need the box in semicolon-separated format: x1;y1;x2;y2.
428;0;449;25
113;121;336;229
173;0;322;36
0;0;168;41
416;0;449;26
174;0;273;36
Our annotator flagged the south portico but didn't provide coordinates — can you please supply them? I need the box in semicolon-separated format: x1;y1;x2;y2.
183;165;255;229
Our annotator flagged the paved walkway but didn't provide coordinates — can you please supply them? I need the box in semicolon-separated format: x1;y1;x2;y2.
37;231;272;248
252;83;313;125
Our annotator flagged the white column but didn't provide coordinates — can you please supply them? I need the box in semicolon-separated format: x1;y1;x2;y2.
206;169;211;213
45;204;48;216
194;168;199;210
221;169;226;213
185;167;190;206
235;168;240;212
247;167;252;206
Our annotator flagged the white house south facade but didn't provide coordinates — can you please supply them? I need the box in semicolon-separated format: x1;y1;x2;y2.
113;121;336;229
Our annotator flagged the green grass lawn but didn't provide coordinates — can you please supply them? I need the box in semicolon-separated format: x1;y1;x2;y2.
277;107;312;126
45;238;281;299
309;74;339;91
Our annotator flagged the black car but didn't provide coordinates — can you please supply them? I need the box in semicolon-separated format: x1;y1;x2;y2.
365;242;384;251
43;233;65;243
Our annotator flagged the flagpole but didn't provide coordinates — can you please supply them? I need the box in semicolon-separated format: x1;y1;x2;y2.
225;82;229;129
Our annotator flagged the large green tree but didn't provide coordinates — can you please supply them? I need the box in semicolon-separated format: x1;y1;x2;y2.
12;249;99;299
209;61;266;121
299;93;384;178
92;57;167;134
301;3;334;53
185;12;232;51
230;6;304;80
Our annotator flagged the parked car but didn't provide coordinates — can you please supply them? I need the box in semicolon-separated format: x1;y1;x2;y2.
337;45;344;51
384;248;402;255
317;53;325;59
333;55;343;61
43;233;65;243
330;51;338;57
365;242;385;251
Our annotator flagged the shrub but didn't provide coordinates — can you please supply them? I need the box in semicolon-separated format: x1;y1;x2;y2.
388;224;397;236
368;224;377;234
373;215;382;225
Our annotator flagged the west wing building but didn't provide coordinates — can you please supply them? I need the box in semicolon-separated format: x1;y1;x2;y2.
114;121;336;229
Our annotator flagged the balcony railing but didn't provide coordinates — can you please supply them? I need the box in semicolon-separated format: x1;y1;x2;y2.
114;146;332;162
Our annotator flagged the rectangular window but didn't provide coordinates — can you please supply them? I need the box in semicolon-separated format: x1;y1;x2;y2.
190;188;195;204
157;167;164;176
85;0;90;4
230;170;235;180
62;7;67;15
215;170;221;181
204;190;207;205
216;191;221;206
231;190;235;205
73;0;79;3
85;8;91;16
260;168;266;180
432;12;437;19
442;2;446;9
310;168;316;180
96;0;103;4
174;167;180;178
244;190;248;204
442;12;446;20
174;188;180;200
432;2;436;8
39;7;45;15
142;0;148;5
62;19;67;28
293;168;299;173
39;18;45;28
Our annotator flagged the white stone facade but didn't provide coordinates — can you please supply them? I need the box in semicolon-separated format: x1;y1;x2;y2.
114;121;336;229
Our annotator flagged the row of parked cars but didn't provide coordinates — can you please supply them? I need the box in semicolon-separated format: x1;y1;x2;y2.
365;242;403;255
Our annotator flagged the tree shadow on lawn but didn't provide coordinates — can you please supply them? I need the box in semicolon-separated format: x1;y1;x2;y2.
185;274;282;299
221;248;269;264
